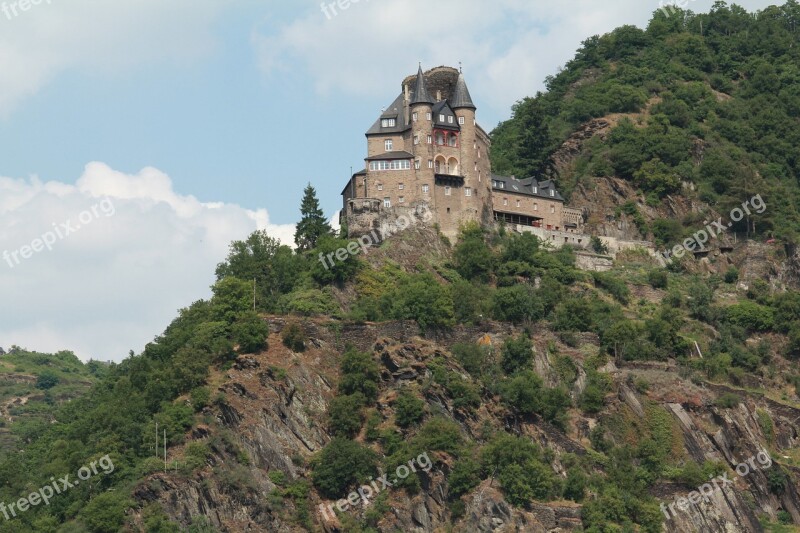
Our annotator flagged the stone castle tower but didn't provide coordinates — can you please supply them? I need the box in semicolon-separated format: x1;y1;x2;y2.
341;65;494;240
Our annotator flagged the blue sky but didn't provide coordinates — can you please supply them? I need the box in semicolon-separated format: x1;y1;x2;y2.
0;0;775;360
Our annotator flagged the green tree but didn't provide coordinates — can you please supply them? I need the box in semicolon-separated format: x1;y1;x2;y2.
312;438;378;498
501;333;533;374
294;183;332;251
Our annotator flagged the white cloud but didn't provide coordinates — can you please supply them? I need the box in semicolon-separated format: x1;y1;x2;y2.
0;0;223;115
0;163;295;361
253;0;774;125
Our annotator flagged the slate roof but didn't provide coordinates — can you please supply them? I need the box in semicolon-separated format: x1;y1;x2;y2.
450;72;476;110
366;93;412;136
491;174;565;201
410;65;434;105
365;151;414;161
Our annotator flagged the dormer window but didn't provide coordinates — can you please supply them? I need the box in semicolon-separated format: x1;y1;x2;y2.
385;139;393;151
448;116;454;124
439;114;445;122
550;190;555;197
381;118;396;128
533;187;538;193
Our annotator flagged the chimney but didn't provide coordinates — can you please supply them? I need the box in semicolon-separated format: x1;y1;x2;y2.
436;90;442;101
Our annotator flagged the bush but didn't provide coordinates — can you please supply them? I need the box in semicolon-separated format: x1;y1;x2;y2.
190;387;211;412
338;347;380;403
725;301;774;332
312;438;378;499
452;342;487;377
714;393;741;408
724;267;739;284
394;391;425;428
281;323;306;352
491;285;544;324
501;333;533;374
647;269;668;289
448;456;482;497
35;370;60;390
328;394;366;437
231;311;269;353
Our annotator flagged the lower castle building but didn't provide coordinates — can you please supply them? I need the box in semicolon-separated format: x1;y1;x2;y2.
340;66;584;241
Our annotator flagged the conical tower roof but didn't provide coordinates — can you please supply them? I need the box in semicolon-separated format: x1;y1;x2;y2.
450;72;476;110
410;65;434;105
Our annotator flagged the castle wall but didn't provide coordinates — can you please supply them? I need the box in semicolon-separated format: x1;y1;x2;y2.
491;192;565;230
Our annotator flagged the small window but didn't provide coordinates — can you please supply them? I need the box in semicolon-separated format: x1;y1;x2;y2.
459;116;465;125
415;159;420;170
465;188;472;197
422;184;430;193
439;114;445;122
428;159;433;169
448;116;454;124
533;187;538;193
399;196;405;203
426;112;432;120
412;112;418;122
399;183;404;190
534;203;538;211
381;118;396;128
427;135;432;144
503;198;508;206
385;139;393;151
550;205;555;213
445;186;452;196
414;135;419;145
448;135;457;147
377;183;383;191
435;133;445;145
384;197;391;208
474;163;478;171
516;199;521;207
550;190;555;197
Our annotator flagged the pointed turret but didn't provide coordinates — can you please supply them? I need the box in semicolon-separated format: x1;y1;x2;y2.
450;72;476;110
410;65;434;105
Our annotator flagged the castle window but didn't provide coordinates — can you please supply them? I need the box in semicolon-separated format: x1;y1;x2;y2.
428;159;433;169
459;116;465;125
439;114;445;122
377;183;383;191
427;135;432;144
448;116;454;124
422;184;429;193
435;133;445;145
533;187;538;193
503;198;508;206
384;197;391;208
534;203;538;211
445;186;452;196
399;183;404;190
550;205;555;213
426;112;432;120
550;190;555;197
516;199;520;207
448;134;457;147
399;196;405;203
412;112;418;122
465;188;472;197
414;135;419;145
385;139;393;151
474;163;478;171
415;159;420;170
381;118;396;128
370;160;411;171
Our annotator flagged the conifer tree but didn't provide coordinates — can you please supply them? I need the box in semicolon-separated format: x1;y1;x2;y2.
294;183;331;251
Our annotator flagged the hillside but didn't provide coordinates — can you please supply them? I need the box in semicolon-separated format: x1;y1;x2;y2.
2;3;800;533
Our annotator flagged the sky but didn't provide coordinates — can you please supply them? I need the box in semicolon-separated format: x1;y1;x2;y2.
0;0;776;361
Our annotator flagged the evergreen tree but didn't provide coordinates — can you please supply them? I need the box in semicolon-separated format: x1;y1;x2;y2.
294;183;331;251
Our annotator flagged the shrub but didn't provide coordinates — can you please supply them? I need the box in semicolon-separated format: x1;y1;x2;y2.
190;387;211;412
328;394;366;437
35;370;60;390
491;285;544;324
394;391;425;428
725;301;774;332
724;267;739;284
312;438;378;499
231;311;269;353
452;342;487;377
501;333;533;374
338;347;380;403
714;393;741;408
281;323;306;352
448;456;482;497
647;269;668;289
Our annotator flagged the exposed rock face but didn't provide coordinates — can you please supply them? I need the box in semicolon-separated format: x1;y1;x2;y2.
129;318;800;532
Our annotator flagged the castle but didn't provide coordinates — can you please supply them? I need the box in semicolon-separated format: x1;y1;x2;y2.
340;66;584;241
